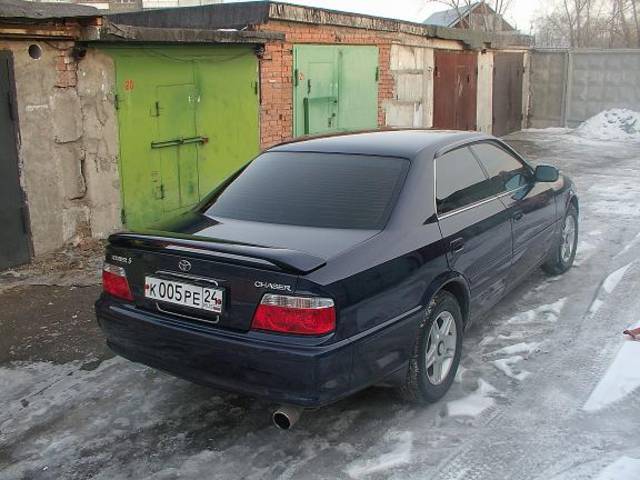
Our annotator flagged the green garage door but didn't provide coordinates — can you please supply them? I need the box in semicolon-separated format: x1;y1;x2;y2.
293;45;379;137
105;46;260;229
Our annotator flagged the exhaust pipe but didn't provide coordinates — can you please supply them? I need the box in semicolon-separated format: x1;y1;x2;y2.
272;405;303;430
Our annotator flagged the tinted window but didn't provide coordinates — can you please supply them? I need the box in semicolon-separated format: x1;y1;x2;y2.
436;147;493;215
471;143;531;195
204;152;409;229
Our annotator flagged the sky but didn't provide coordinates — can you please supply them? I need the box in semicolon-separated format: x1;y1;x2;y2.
224;0;549;33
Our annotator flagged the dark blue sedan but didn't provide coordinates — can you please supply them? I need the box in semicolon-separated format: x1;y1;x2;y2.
96;130;579;429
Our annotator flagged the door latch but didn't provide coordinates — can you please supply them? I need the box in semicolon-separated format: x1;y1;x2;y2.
150;136;209;149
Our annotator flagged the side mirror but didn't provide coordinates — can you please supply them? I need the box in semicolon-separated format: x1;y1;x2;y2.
534;165;559;183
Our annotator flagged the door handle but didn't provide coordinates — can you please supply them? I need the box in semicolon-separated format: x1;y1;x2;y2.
512;210;524;221
450;238;465;253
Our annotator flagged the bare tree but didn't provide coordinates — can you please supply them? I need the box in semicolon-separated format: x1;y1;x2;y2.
427;0;514;32
534;0;640;48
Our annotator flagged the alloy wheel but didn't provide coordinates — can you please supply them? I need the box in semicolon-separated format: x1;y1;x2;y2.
561;214;577;263
425;311;457;385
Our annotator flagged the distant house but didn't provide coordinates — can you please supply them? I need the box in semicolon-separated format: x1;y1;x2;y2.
424;2;516;32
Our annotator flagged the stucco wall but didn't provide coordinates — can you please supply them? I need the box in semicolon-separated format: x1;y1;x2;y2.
0;40;120;256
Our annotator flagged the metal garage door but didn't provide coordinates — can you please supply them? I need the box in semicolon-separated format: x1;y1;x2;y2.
433;50;478;131
106;45;260;229
493;52;524;136
0;52;30;269
293;45;379;137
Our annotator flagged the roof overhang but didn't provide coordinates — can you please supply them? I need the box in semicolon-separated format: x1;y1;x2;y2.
82;21;284;44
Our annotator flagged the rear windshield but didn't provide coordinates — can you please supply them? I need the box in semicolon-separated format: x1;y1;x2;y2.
204;152;410;229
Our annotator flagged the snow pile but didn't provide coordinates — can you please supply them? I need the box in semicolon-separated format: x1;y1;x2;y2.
574;109;640;141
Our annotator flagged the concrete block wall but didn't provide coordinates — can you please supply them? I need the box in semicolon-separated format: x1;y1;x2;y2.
0;40;120;256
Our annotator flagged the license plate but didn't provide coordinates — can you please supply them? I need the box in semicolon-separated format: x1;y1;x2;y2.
144;276;224;314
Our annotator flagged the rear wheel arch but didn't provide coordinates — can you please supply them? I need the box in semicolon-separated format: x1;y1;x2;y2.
422;273;470;326
569;195;579;215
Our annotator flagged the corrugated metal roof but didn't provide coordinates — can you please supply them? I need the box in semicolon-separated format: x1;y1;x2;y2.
423;2;479;27
0;0;99;20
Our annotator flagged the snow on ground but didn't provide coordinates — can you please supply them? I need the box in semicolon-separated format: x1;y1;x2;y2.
574;109;640;141
603;263;632;293
344;431;413;478
504;298;566;325
583;322;640;412
491;356;531;381
446;380;497;417
489;342;540;357
593;456;640;480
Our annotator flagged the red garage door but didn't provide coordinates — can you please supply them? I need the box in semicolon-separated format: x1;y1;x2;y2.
433;50;478;131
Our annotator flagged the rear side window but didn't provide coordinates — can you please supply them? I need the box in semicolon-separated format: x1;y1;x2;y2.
436;147;493;215
204;152;409;230
471;143;531;194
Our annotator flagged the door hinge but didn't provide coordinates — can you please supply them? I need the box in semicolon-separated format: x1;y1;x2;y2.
294;68;299;87
152;101;161;117
120;208;126;225
254;81;258;95
375;66;379;82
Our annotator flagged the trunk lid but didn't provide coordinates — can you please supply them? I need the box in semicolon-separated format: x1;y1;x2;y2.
106;215;378;331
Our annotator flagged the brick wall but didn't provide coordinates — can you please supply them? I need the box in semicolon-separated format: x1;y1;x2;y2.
54;44;78;88
256;21;396;149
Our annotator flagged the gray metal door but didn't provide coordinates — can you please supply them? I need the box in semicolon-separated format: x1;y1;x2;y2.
0;52;30;269
492;52;524;136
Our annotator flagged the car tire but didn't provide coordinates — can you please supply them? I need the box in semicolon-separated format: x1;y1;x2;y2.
401;291;463;404
542;204;579;276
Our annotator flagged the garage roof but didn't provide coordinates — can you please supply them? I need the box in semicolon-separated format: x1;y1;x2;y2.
107;1;498;49
0;0;99;20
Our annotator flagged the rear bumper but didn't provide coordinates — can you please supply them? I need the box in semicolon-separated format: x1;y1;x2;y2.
96;297;372;407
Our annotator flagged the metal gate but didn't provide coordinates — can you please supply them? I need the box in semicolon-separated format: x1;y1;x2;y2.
293;45;379;137
492;52;524;136
106;45;260;229
433;50;478;131
0;52;30;270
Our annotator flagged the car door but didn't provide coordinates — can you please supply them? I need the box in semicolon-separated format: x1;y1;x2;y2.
435;146;513;317
469;142;558;284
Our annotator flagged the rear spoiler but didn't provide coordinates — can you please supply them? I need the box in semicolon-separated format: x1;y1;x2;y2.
108;232;326;275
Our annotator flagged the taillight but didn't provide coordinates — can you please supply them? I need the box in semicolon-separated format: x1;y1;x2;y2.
251;294;336;335
102;263;133;301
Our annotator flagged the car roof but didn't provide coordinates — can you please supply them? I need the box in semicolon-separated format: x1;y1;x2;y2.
269;129;492;158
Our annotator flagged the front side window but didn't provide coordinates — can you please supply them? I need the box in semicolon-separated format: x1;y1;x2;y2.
470;143;531;195
436;147;494;215
204;152;410;230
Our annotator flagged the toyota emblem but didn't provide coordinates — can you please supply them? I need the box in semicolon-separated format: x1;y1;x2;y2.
178;259;192;272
